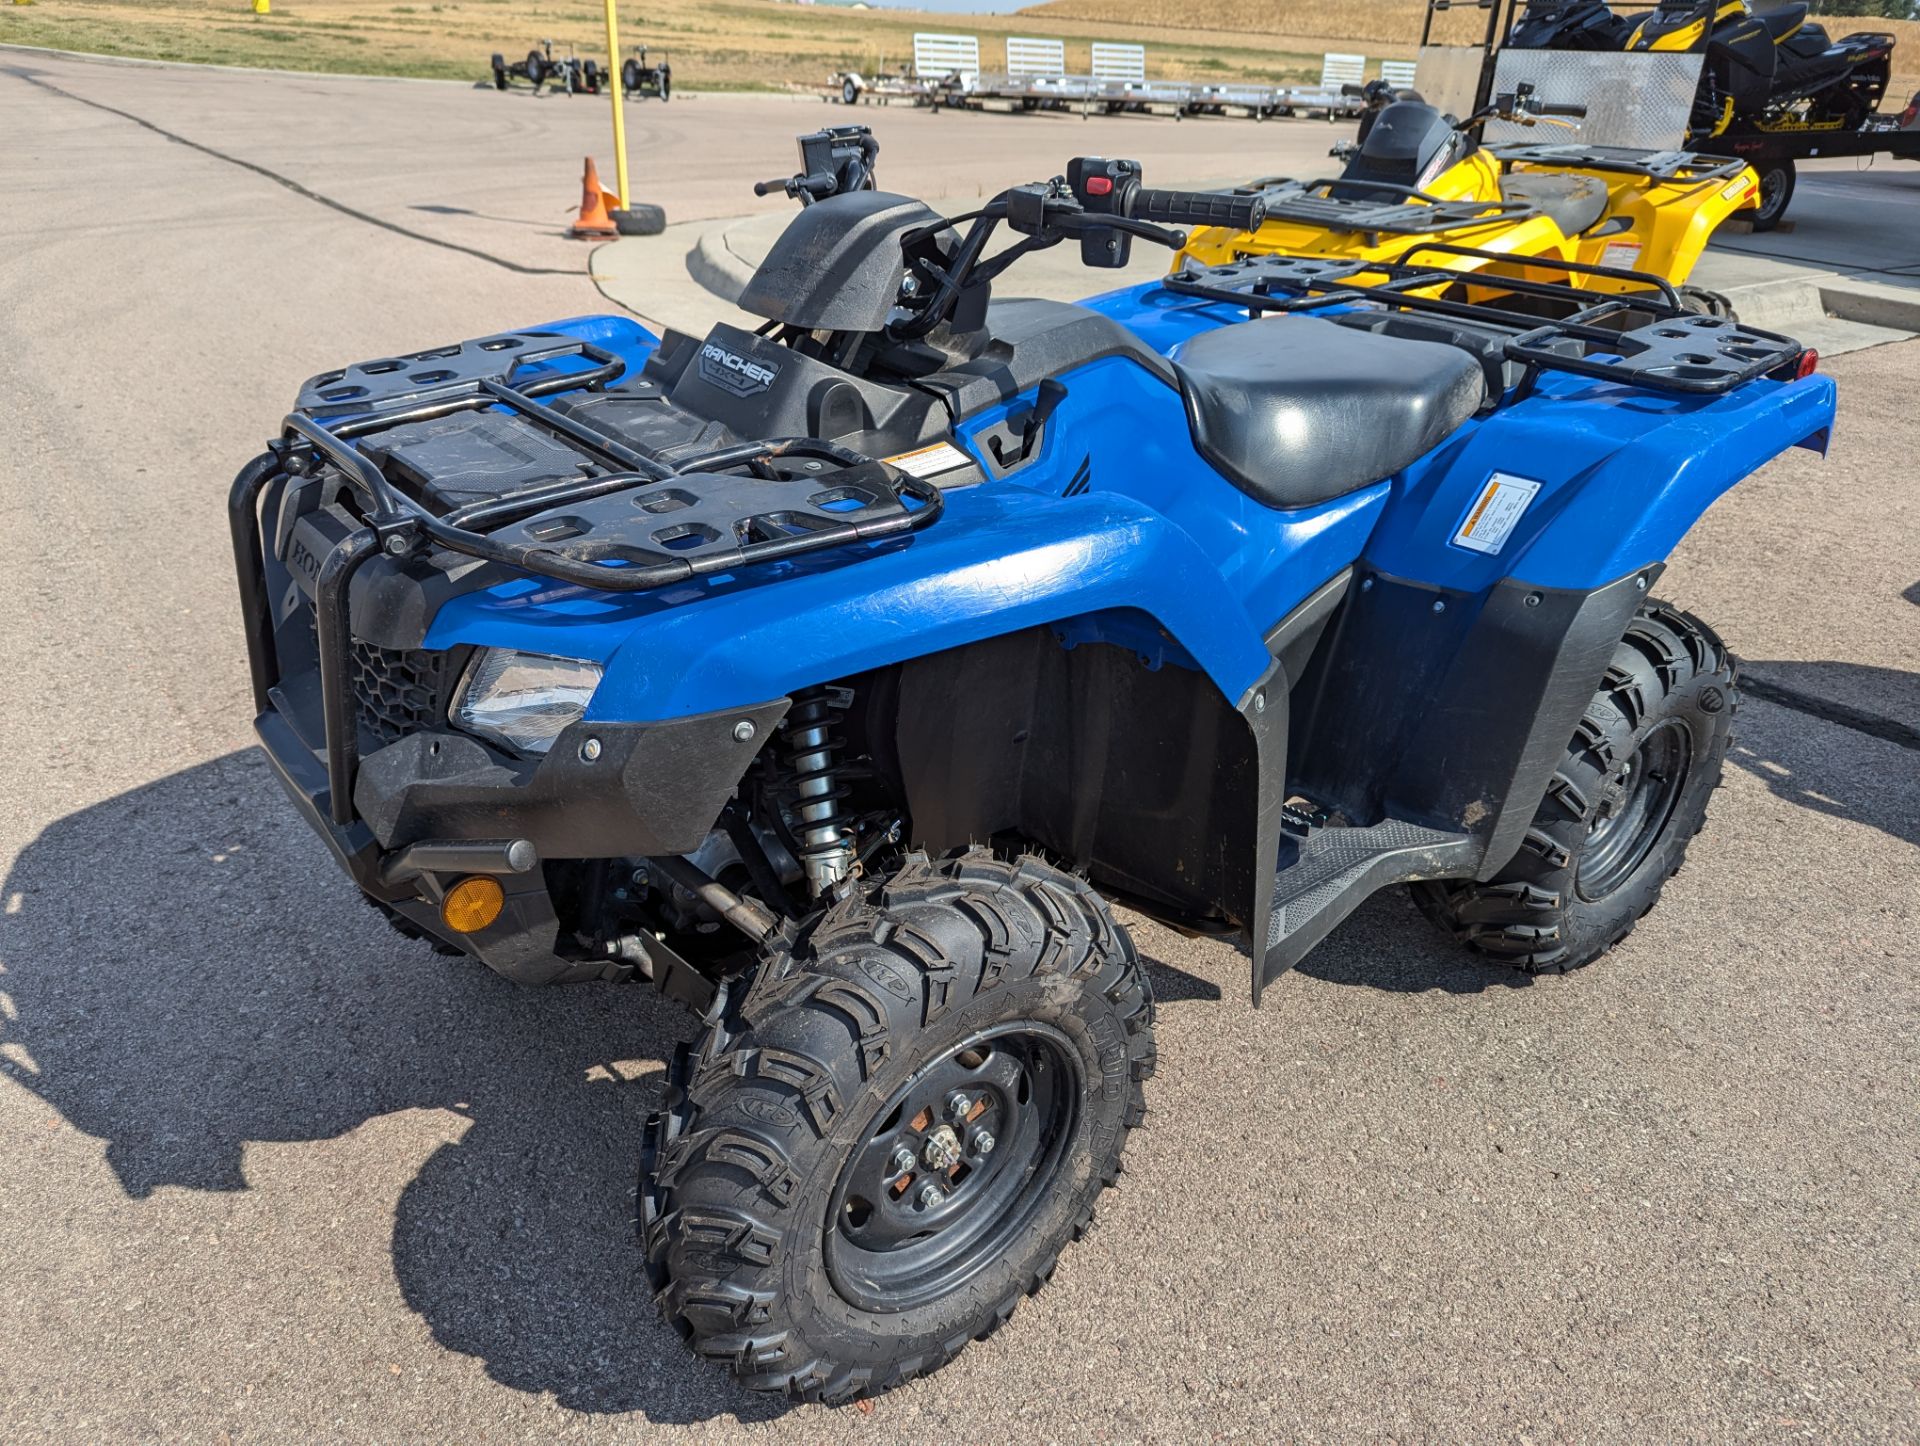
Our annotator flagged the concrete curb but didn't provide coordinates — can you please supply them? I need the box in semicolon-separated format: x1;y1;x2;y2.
687;223;757;304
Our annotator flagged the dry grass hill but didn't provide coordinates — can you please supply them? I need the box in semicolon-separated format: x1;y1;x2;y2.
2;0;1914;96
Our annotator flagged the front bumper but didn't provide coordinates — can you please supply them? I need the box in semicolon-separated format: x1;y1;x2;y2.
234;452;787;984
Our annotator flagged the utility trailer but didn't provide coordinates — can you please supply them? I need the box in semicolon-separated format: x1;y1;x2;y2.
824;33;978;110
1704;102;1920;230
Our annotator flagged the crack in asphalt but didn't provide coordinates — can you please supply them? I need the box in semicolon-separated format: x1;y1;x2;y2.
4;65;580;277
1741;673;1920;753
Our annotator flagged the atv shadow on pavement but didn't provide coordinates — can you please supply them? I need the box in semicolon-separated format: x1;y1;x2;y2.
0;749;1217;1421
0;751;769;1421
1727;665;1920;849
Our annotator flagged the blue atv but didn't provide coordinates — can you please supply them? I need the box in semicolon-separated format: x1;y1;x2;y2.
229;145;1835;1404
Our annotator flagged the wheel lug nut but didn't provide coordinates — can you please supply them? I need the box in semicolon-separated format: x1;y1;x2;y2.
890;1147;915;1174
918;1182;946;1208
972;1130;995;1156
946;1091;971;1121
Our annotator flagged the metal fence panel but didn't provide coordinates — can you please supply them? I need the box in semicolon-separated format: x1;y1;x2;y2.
1005;37;1065;77
1320;52;1366;89
913;32;980;79
1091;43;1147;83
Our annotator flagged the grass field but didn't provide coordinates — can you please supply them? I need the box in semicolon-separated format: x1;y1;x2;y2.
0;0;1374;91
2;0;1914;96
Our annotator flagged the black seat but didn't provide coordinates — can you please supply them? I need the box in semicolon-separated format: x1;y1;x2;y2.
1500;171;1611;238
1759;2;1809;42
1172;316;1485;510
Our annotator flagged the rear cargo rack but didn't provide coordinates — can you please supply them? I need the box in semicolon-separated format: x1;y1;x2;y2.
1485;144;1749;184
1160;251;1807;398
231;329;944;826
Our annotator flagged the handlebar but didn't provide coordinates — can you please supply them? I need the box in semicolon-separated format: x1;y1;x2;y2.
1536;102;1588;118
1131;187;1267;233
755;171;834;198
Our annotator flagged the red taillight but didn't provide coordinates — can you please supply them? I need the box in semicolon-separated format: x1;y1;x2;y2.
1795;348;1820;380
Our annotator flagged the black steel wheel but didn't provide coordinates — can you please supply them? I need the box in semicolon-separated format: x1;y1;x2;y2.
642;850;1154;1404
1574;718;1691;902
659;67;672;102
1750;159;1795;233
825;1023;1079;1313
841;76;859;106
524;51;546;89
1413;603;1736;975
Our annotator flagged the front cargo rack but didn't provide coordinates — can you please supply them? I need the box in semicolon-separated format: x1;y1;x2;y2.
1234;176;1540;238
1160;250;1808;399
230;328;945;827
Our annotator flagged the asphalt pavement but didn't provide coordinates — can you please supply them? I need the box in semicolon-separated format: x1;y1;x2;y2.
2;48;1916;1442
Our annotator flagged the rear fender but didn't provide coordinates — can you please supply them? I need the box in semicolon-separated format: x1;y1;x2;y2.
1293;367;1836;874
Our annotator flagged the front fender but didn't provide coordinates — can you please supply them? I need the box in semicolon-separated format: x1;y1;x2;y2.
426;485;1279;723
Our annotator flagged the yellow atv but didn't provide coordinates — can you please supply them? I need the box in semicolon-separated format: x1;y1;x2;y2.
1178;84;1758;311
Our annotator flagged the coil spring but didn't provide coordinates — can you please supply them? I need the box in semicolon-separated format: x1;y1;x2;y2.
786;689;855;894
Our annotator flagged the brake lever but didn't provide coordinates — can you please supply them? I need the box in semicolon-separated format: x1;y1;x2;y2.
1105;214;1189;251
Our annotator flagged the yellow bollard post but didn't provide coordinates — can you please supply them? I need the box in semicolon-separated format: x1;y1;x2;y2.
254;0;270;12
604;0;631;210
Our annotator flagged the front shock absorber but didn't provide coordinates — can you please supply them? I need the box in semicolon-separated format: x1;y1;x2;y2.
786;687;855;896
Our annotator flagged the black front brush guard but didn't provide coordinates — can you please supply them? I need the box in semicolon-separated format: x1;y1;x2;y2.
232;332;944;830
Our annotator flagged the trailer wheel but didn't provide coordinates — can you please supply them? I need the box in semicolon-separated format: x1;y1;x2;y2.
660;68;671;102
1412;604;1736;975
641;850;1154;1403
1750;159;1795;232
524;51;546;90
842;76;860;106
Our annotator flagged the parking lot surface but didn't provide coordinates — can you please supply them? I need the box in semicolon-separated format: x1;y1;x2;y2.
3;49;1916;1442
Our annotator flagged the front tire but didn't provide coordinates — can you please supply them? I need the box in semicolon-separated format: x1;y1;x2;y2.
641;850;1155;1403
1413;603;1736;975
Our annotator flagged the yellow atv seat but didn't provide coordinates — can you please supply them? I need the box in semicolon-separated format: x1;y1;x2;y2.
1499;172;1611;239
1172;316;1486;509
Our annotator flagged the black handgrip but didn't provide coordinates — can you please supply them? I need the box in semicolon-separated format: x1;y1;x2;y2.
1129;188;1267;233
1539;102;1587;117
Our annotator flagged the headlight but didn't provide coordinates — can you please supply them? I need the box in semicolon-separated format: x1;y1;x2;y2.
450;650;602;756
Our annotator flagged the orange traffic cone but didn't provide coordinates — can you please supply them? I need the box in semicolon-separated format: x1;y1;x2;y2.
567;157;621;239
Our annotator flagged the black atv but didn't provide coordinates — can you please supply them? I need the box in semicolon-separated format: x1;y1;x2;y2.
621;46;672;102
491;40;603;97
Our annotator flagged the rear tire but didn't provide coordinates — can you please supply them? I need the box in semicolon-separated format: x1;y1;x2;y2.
641;850;1155;1403
1412;603;1736;975
1750;159;1796;232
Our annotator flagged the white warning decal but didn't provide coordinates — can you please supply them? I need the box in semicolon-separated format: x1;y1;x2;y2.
1600;241;1642;270
1452;472;1542;555
883;441;973;479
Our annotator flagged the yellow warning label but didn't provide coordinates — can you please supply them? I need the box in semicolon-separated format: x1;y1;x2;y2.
1453;472;1542;555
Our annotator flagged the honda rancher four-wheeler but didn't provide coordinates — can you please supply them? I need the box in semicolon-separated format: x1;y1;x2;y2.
1184;83;1756;313
230;153;1836;1403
